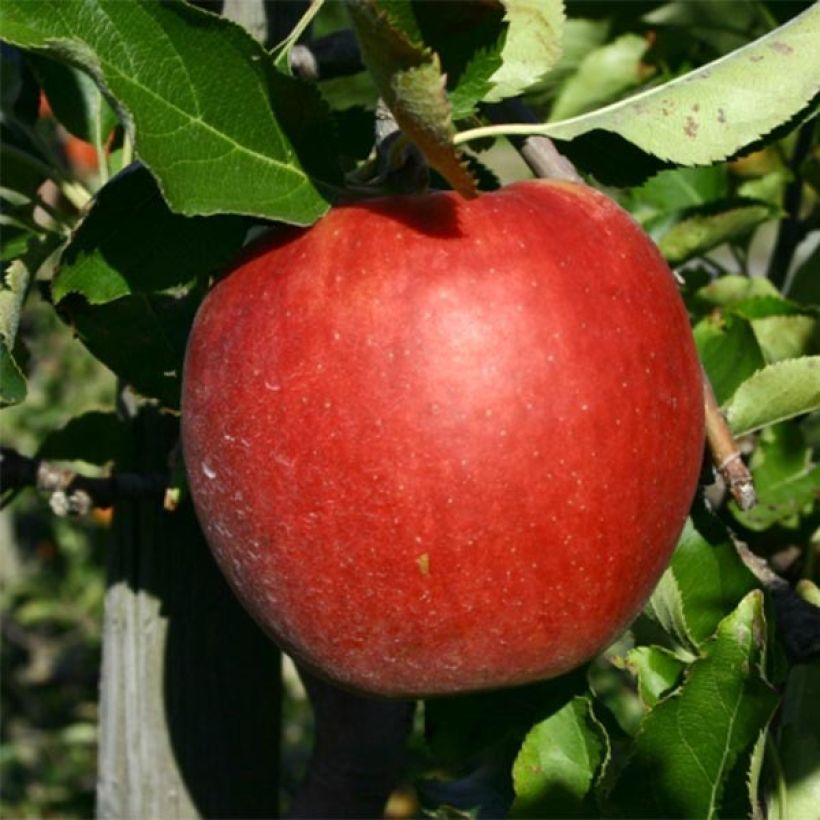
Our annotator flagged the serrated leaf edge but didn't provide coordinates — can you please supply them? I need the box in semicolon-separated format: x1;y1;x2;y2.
725;355;820;435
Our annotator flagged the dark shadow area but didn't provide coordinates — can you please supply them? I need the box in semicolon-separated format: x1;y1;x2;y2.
348;190;466;240
560;128;672;187
59;164;251;298
287;667;415;819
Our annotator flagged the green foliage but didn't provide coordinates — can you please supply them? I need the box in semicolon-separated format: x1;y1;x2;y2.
61;285;203;410
549;33;649;121
608;592;778;818
52;165;250;305
659;202;774;265
2;1;819;817
624;645;685;708
0;0;340;223
510;696;607;818
644;510;760;651
482;0;565;104
0;258;30;405
37;411;130;467
726;357;820;435
731;423;820;531
457;4;820;175
768;660;820;819
694;311;767;405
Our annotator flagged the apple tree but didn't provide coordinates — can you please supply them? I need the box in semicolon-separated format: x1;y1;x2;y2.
1;1;819;817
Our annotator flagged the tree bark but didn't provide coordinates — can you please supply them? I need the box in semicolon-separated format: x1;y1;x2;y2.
96;409;282;819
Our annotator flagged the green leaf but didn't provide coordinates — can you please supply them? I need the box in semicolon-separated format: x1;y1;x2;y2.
484;0;565;104
788;242;820;305
641;569;693;656
752;315;818;364
731;296;803;321
630;165;728;228
347;0;477;197
59;286;202;409
587;637;647;738
720;725;769;819
531;17;609;100
458;5;820;168
510;696;607;818
625;646;686;708
658;202;773;265
0;0;339;224
0;338;27;406
610;591;778;819
550;34;649;122
768;660;820;820
37;410;130;466
644;512;758;651
53;165;250;305
725;356;820;435
694;312;766;405
747;728;768;817
737;168;792;209
695;274;781;307
731;423;820;531
397;1;506;122
0;252;34;406
27;53;117;146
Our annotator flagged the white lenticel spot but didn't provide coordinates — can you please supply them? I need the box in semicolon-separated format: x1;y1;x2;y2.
202;462;217;479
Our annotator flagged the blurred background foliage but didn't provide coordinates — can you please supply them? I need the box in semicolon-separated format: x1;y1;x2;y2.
1;303;112;817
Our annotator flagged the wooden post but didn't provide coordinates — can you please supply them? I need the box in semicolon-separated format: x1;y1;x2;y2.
96;409;282;819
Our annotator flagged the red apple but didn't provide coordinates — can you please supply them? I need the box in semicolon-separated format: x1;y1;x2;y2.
181;180;704;697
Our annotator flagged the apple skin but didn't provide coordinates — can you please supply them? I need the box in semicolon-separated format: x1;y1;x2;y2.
181;180;704;698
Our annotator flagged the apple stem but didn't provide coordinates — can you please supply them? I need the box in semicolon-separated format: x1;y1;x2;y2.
702;374;757;511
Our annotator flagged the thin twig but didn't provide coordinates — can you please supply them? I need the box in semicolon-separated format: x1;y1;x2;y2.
483;99;583;183
0;446;167;516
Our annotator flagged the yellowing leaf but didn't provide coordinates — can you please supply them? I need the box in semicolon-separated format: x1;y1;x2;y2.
484;0;565;103
347;0;477;197
457;5;820;168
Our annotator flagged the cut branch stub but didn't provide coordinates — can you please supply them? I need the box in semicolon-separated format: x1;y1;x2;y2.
703;375;757;511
